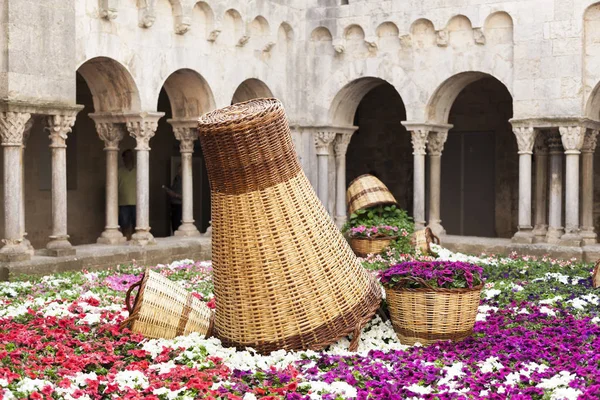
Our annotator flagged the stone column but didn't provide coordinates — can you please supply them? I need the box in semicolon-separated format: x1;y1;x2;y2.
333;132;353;228
125;113;162;246
546;135;564;244
532;135;549;242
46;114;78;256
313;131;337;211
0;112;31;262
580;129;598;245
426;130;448;236
409;129;428;230
512;127;537;243
20;117;35;254
171;123;200;237
95;121;126;244
559;126;585;246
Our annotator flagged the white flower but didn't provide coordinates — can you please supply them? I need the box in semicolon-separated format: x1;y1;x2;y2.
551;387;583;400
243;394;258;400
483;289;502;300
539;306;557;317
0;379;8;387
406;384;433;395
567;298;588;310
42;302;75;318
113;370;149;390
539;296;563;305
15;378;53;394
537;371;577;389
592;317;599;324
77;313;102;325
478;356;503;373
437;362;465;390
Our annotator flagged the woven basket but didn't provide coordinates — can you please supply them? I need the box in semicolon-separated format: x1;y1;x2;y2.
411;227;440;256
386;277;482;345
350;236;396;258
346;174;398;215
197;98;381;354
120;269;214;339
593;260;600;289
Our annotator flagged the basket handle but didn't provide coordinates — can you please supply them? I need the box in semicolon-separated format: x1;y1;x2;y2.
392;276;435;290
125;275;144;314
424;227;440;252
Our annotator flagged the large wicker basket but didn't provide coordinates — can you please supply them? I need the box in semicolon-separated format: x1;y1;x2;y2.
350;236;396;258
197;98;381;354
120;269;214;339
386;277;482;345
346;174;397;215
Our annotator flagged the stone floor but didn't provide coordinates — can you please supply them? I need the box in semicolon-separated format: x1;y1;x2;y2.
0;236;212;281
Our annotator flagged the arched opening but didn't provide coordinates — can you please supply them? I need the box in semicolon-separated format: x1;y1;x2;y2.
154;69;216;235
231;78;273;104
332;78;413;213
435;75;516;238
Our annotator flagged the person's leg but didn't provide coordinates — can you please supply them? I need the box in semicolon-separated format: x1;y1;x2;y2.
121;206;134;241
174;204;182;232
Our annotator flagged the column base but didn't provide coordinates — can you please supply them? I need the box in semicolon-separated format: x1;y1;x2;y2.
546;227;564;244
427;221;446;237
532;225;548;243
203;227;212;237
46;236;76;257
130;230;156;246
0;241;32;262
22;237;35;255
334;215;347;229
512;227;534;244
414;221;426;231
175;223;201;237
559;232;583;247
97;228;127;245
580;228;597;246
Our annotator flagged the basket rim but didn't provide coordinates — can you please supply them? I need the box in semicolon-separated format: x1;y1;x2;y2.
385;283;484;294
349;236;398;241
348;200;399;214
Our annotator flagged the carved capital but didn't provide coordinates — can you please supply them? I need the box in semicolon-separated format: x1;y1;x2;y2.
410;129;429;156
173;127;197;153
513;127;537;154
436;30;448;47
426;130;448;156
96;122;125;150
237;35;250;47
364;36;378;51
559;126;586;154
0;112;31;147
334;133;353;157
175;21;191;35
314;131;337;155
332;38;345;53
263;41;276;52
138;0;156;28
99;0;118;20
207;29;221;42
473;28;486;45
126;119;158;151
46;115;76;148
582;129;598;153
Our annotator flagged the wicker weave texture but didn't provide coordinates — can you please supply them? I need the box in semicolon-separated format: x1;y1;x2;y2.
121;269;213;340
411;228;441;255
386;284;481;345
198;98;381;354
350;237;396;258
346;174;398;215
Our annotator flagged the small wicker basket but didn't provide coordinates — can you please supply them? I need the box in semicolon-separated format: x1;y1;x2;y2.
385;277;482;346
346;174;397;215
350;236;397;258
411;227;440;256
120;269;214;340
593;260;600;289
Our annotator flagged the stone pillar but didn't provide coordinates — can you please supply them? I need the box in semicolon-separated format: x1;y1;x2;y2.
95;121;127;244
512;127;537;243
333;132;353;228
532;135;549;242
546;135;564;244
46;114;78;256
313;131;337;211
0;112;31;262
409;129;428;230
20;117;35;254
171;122;200;237
125;113;162;246
426;130;448;236
559;126;585;246
580;129;598;245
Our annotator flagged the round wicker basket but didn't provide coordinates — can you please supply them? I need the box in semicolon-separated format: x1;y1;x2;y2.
350;236;397;258
197;98;381;354
385;277;482;346
120;269;214;340
346;174;397;215
411;227;440;256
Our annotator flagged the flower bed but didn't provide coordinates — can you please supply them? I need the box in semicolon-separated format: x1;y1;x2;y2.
1;252;599;399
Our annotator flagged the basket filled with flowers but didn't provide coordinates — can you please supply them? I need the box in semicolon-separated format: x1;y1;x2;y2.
379;261;484;345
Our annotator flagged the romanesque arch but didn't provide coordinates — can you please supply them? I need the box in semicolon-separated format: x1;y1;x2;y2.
160;68;216;118
231;78;274;104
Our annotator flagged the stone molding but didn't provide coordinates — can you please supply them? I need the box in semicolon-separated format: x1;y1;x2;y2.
582;129;599;153
123;112;164;151
513;127;537;155
426;130;449;156
402;122;453;156
207;29;221;42
137;0;156;28
46;115;77;148
510;117;600;132
559;126;586;154
334;132;353;157
313;131;337;155
168;118;198;153
99;0;118;20
237;35;250;47
473;28;486;45
96;123;126;150
0;112;32;147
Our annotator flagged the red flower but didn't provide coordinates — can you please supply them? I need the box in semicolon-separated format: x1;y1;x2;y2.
206;298;216;309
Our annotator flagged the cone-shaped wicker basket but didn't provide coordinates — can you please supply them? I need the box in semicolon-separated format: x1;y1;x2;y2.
120;269;214;339
197;98;381;354
346;174;398;215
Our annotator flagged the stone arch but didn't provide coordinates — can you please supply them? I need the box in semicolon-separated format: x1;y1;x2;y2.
584;3;600;119
277;22;294;53
329;77;396;125
249;16;271;50
231;78;274;104
426;71;511;124
76;57;141;113
311;26;332;42
223;8;244;45
446;15;474;47
191;1;214;38
344;24;365;41
410;18;436;48
484;11;513;44
376;21;400;49
160;69;216;118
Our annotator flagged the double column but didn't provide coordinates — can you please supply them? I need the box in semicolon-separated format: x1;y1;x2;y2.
581;129;598;245
124;112;163;246
169;119;200;237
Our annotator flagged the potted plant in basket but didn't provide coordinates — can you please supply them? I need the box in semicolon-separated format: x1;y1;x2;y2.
379;261;484;345
342;204;413;257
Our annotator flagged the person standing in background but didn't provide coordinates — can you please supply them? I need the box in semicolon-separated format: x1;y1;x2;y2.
118;149;137;240
163;163;183;234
